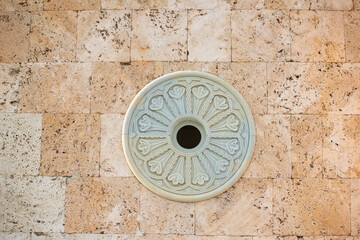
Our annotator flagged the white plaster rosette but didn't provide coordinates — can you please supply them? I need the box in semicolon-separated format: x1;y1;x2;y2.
123;71;255;202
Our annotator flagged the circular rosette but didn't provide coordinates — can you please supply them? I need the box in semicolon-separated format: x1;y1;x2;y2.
123;71;255;202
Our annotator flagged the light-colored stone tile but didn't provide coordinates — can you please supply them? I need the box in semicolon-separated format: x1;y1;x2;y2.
176;0;230;9
352;179;360;235
345;12;360;63
41;113;100;177
232;0;265;9
356;0;360;10
0;113;41;176
188;10;230;62
183;236;250;240
195;179;273;235
0;12;30;63
217;62;267;114
0;0;43;11
232;10;290;61
44;0;100;10
267;62;324;114
162;62;218;75
310;0;353;10
290;10;345;62
134;234;180;240
291;115;322;178
102;0;175;9
0;64;22;112
30;11;77;62
131;62;165;90
264;0;310;9
274;178;350;235
140;187;195;234
324;237;353;240
0;232;30;239
65;177;140;234
91;62;134;114
322;115;360;178
77;10;131;62
31;233;133;240
243;114;291;178
0;176;66;232
100;114;132;177
131;10;187;61
18;63;91;113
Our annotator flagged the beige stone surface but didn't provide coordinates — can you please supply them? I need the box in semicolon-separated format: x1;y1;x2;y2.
41;113;100;177
291;115;322;178
0;12;30;63
268;63;324;114
91;62;134;114
131;62;165;90
0;176;66;232
322;115;360;178
217;62;267;114
162;62;218;75
195;179;273;235
176;0;230;9
18;63;91;113
188;10;231;61
31;233;133;240
0;232;30;240
0;114;41;176
232;0;265;9
274;178;350;235
0;64;22;112
310;0;353;10
356;0;360;10
30;11;77;62
264;0;310;9
352;179;360;235
183;236;250;240
44;0;100;10
140;187;195;234
232;10;290;62
243;114;291;178
77;10;131;62
131;10;187;61
290;10;345;62
102;0;175;9
345;12;360;62
0;0;43;11
65;177;140;234
100;114;132;177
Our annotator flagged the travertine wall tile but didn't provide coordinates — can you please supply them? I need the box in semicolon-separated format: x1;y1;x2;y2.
102;0;176;9
162;62;218;75
290;10;345;62
0;0;43;11
217;62;267;114
188;10;231;61
44;0;100;10
0;176;66;232
195;179;273;235
131;10;187;61
274;178;350;235
30;11;77;62
31;233;133;240
18;63;91;113
65;177;140;234
77;10;131;62
176;0;231;9
232;0;265;9
140;187;195;234
345;12;360;62
322;115;360;178
0;12;30;63
0;64;22;112
41;113;100;177
324;237;354;240
290;115;322;178
243;114;291;178
264;0;310;9
91;62;134;114
0;113;41;176
183;236;250;240
351;179;360;235
356;0;360;10
131;62;165;90
268;63;324;114
310;0;353;10
100;114;132;177
232;10;290;61
135;234;180;240
0;232;31;239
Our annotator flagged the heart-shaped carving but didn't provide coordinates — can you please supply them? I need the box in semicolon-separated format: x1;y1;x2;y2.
169;86;185;99
149;96;164;111
149;161;162;174
139;115;151;131
138;139;150;154
168;172;185;185
192;173;209;185
226;115;239;131
192;86;209;99
226;139;239;155
214;96;228;110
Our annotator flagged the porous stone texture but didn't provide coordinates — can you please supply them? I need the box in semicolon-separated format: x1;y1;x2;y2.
264;0;310;9
345;12;360;62
310;0;353;10
0;232;31;239
102;0;176;9
0;64;22;112
44;0;101;10
65;177;140;234
0;0;43;11
352;179;360;236
0;176;66;232
290;10;345;62
131;10;187;61
41;113;100;177
0;114;42;176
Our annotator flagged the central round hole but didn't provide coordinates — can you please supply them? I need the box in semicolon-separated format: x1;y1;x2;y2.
176;125;201;149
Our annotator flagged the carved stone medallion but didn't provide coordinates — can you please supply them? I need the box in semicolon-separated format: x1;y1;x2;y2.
123;71;255;202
